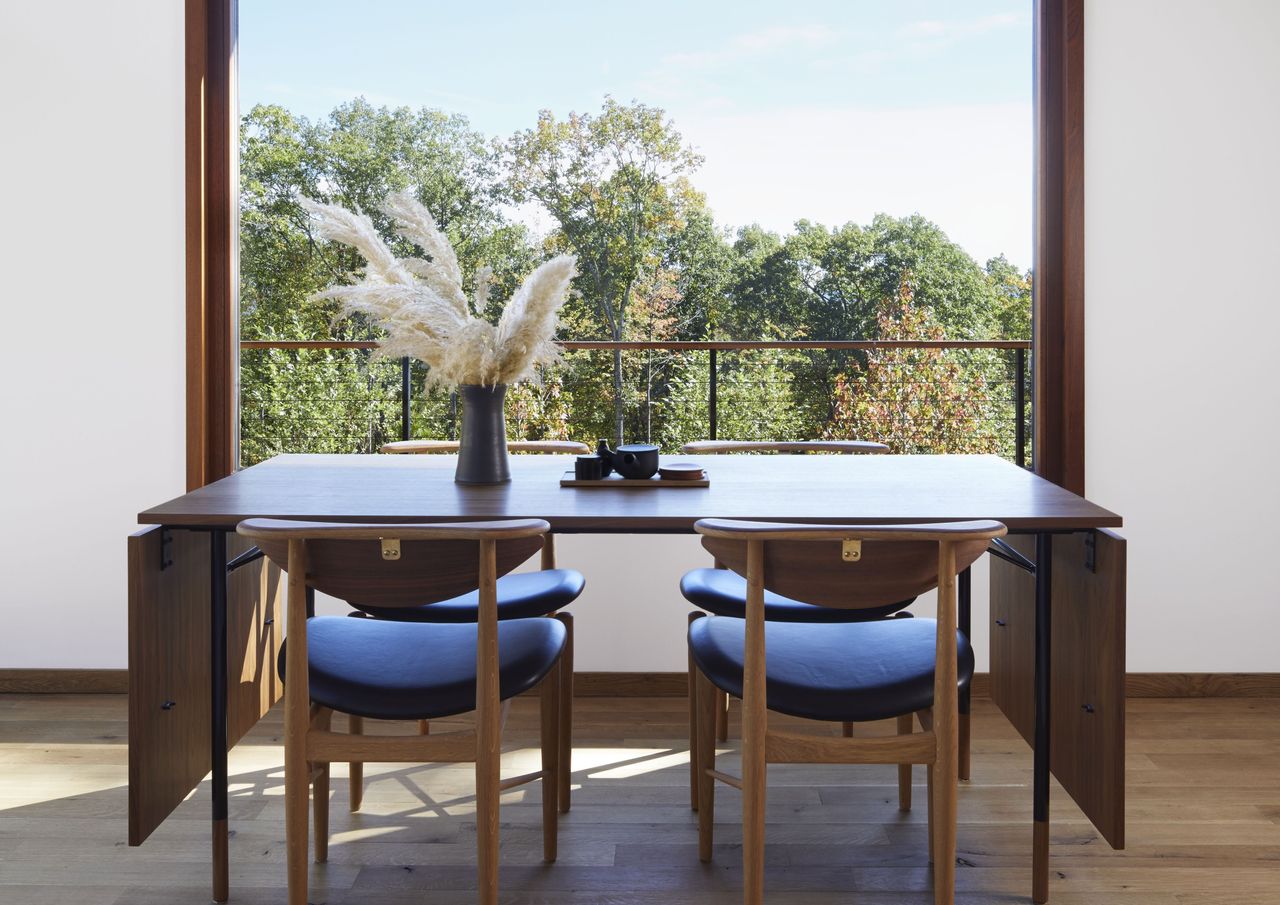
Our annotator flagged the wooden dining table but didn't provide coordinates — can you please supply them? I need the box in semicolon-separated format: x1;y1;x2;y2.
130;452;1124;903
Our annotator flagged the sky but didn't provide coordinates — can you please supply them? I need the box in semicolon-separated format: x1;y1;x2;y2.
239;1;1032;269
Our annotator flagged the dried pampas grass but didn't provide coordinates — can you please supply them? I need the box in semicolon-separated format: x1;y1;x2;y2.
301;192;576;387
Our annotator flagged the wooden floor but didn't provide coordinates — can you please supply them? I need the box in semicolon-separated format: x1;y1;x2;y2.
1;694;1278;904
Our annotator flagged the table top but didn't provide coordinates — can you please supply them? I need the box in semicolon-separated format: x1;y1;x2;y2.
138;454;1121;533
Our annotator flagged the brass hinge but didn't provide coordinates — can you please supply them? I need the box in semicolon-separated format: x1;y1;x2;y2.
841;538;862;562
381;538;401;561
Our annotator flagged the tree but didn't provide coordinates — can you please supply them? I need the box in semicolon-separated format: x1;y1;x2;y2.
985;254;1033;341
506;98;703;442
239;100;533;463
824;276;1008;454
716;214;1012;431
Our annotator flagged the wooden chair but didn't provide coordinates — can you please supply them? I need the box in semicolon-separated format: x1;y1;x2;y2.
237;518;567;905
680;439;889;455
344;534;580;813
678;439;905;791
688;518;1005;905
373;436;584;812
380;439;591;455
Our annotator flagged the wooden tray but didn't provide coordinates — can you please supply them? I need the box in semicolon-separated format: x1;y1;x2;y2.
560;470;709;488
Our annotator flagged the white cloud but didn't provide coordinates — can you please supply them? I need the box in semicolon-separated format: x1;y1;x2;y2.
675;102;1033;268
900;12;1024;48
661;24;839;69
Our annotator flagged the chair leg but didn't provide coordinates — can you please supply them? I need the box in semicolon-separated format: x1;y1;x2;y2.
539;658;561;863
933;726;958;903
284;706;309;905
347;714;364;812
556;612;574;814
695;667;717;862
927;763;936;865
842;721;854;738
897;713;913;812
742;697;767;905
418;719;431;735
312;761;330;863
715;689;729;742
476;708;501;905
919;708;936;865
311;707;332;864
688;612;705;811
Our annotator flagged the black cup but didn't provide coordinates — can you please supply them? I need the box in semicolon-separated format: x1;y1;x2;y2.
574;455;605;481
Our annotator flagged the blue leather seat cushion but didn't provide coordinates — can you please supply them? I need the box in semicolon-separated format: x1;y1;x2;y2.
281;616;566;721
681;568;914;622
688;615;973;723
351;569;584;623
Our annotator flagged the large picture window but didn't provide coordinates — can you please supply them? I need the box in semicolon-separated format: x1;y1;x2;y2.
186;1;1082;490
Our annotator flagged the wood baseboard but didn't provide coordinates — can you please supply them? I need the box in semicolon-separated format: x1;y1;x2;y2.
3;669;1278;698
1123;673;1280;697
0;669;129;694
574;671;1280;699
574;672;688;697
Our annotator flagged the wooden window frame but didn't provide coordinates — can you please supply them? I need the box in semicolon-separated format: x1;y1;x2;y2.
185;0;1086;493
185;0;236;490
1034;0;1086;495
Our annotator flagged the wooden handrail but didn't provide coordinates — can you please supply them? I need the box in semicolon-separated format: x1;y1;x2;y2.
240;339;1032;351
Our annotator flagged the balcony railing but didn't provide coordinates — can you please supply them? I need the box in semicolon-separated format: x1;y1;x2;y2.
238;340;1031;468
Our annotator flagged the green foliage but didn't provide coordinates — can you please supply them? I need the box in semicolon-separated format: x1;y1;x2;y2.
505;98;705;440
239;99;535;463
823;278;1013;455
239;96;1032;464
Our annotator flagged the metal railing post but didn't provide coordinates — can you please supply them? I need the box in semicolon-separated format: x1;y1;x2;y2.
1015;347;1027;468
708;348;718;440
400;357;411;441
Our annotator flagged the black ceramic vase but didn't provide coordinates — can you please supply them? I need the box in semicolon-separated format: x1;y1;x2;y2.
455;384;511;484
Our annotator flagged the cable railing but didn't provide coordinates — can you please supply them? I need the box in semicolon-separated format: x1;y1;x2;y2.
238;339;1031;468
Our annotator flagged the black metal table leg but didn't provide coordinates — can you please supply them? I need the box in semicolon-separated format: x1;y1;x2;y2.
210;529;230;903
1032;533;1053;903
957;566;972;781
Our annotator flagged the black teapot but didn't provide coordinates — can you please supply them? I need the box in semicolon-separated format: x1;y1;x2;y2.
596;440;660;480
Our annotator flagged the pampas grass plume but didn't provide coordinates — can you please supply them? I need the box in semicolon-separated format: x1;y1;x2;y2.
302;193;577;388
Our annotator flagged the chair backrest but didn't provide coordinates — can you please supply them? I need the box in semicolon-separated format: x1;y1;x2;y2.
695;519;1005;611
237;519;548;607
380;440;590;455
680;440;889;455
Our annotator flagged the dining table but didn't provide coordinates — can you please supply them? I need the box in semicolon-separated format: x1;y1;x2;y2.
130;451;1125;903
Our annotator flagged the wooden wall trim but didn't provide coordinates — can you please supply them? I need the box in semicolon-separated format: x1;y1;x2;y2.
5;670;1278;698
1033;0;1086;495
185;0;236;490
0;670;129;694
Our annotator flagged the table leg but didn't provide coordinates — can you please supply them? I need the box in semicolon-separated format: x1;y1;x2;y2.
1032;533;1053;903
957;567;971;781
209;529;230;903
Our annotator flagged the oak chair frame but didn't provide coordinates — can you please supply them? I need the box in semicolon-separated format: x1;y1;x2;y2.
345;531;576;815
236;518;565;905
376;436;580;806
689;518;1006;905
680;437;926;806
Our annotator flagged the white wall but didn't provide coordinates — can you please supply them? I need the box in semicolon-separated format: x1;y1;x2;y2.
4;1;1277;674
1085;0;1280;670
0;2;186;667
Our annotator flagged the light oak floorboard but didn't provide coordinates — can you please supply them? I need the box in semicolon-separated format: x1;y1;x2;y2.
1;695;1278;903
